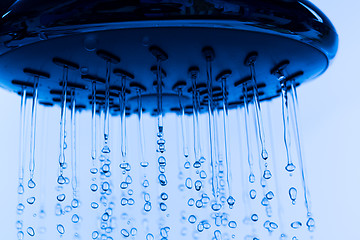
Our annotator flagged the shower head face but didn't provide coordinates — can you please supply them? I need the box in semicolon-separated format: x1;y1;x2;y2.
0;23;329;114
0;0;338;114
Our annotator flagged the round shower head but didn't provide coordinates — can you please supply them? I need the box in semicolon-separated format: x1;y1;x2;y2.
0;0;337;114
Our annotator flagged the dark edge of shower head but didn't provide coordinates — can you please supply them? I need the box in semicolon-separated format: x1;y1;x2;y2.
109;85;131;94
52;57;80;70
23;68;50;79
96;49;120;64
187;82;206;93
59;81;87;90
150;65;167;78
216;70;232;81
270;60;290;76
172;81;187;92
244;52;258;66
234;76;252;87
39;101;54;107
202;47;215;62
81;74;105;84
113;68;135;80
188;66;200;78
50;89;72;96
286;71;304;82
129;82;147;92
11;79;33;88
148;45;168;62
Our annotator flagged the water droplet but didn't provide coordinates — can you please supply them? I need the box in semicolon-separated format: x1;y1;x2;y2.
102;164;110;173
121;198;128;206
251;214;258;222
199;170;207;179
57;224;65;234
289;187;297;204
90;168;98;174
90;184;98;192
102;212;109;221
160;202;167;211
184;161;190;169
16;220;23;229
188;198;195;206
27;197;35;205
291;221;302;229
197;222;204;232
18;184;24;194
227;196;235;208
144;202;152;212
57;175;66;185
211;203;222;211
185;178;192;189
188;215;197;224
193;161;201;168
128;198;135;205
27;227;35;236
125;175;132;184
71;199;79;208
17;230;24;240
195;200;203;208
101;145;110;153
250;189;257;199
263;170;272;179
266;191;274;200
194;180;202;191
91;202;99;209
142;179;149;188
17;203;25;215
270;222;278;229
140;161;149;167
92;231;99;239
120;182;128;189
161;192;168;200
57;194;66;202
158;174;167;186
102;182;110;191
261;197;269;206
306;217;315;231
249;173;255;183
72;214;80;223
158;156;166;166
214;230;222;240
146;233;154;240
261;150;268;160
130;228;137;236
28;179;36;189
228;221;237;228
285;163;296;172
121;229;130;237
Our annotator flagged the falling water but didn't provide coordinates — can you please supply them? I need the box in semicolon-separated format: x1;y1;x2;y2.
58;66;68;178
281;81;296;173
70;89;78;198
177;88;189;158
289;80;313;225
91;80;97;163
156;59;165;153
120;75;127;158
249;63;268;161
28;76;39;188
243;84;255;184
204;50;219;203
103;60;111;150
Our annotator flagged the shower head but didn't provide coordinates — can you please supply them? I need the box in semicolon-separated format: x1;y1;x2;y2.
0;0;337;114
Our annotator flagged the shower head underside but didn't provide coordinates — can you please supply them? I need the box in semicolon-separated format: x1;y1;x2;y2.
0;0;338;115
